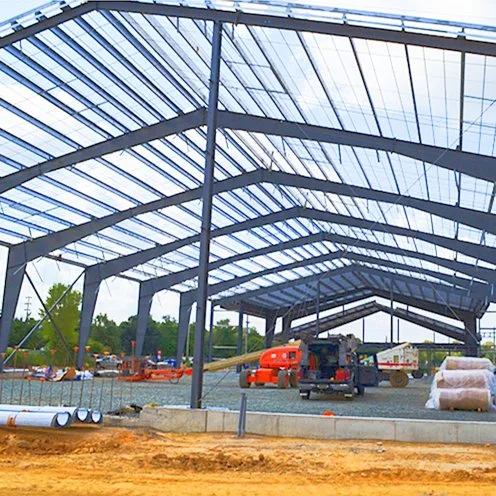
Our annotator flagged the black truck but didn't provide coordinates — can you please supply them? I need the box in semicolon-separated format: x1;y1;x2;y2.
298;334;378;400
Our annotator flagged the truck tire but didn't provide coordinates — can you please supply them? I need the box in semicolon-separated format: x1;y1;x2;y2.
277;370;289;389
412;369;424;379
289;370;299;388
239;369;251;388
390;370;409;388
300;390;310;400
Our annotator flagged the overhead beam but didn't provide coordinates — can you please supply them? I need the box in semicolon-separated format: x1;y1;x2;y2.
75;205;496;288
215;264;480;311
96;2;496;57
219;112;496;183
140;231;492;300
284;301;466;342
0;108;206;196
6;166;493;267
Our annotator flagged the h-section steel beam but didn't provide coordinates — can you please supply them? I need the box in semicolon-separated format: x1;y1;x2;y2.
176;293;194;366
5;1;496;57
0;252;25;360
218;112;496;184
96;2;496;57
0;109;205;196
215;264;480;311
75;203;492;359
190;21;222;409
6;171;492;263
264;311;278;348
76;270;101;368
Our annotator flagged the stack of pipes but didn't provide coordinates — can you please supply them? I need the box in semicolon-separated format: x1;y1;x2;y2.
0;404;103;428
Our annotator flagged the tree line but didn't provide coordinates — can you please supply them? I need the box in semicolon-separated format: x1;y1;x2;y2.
8;283;265;364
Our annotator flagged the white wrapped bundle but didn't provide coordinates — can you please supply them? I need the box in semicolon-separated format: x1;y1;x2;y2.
441;356;494;371
434;369;495;392
426;388;493;411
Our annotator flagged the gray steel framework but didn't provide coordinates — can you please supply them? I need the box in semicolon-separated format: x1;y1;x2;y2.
0;1;495;397
283;301;467;342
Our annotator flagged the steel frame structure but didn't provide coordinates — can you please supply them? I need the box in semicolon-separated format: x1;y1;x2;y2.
1;1;495;406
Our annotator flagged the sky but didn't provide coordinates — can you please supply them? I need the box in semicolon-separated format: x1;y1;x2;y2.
0;0;494;348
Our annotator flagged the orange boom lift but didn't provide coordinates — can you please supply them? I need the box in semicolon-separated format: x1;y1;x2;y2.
239;346;301;389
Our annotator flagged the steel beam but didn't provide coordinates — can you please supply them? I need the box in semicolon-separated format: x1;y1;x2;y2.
216;264;480;311
10;168;493;274
190;21;223;409
285;301;466;342
218;112;496;183
74;205;495;318
0;252;25;359
176;294;193;366
135;284;154;357
207;303;215;363
264;311;278;348
236;302;244;373
95;2;496;57
76;271;101;368
0;109;205;196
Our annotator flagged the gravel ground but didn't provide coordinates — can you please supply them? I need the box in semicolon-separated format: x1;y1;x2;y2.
2;372;495;422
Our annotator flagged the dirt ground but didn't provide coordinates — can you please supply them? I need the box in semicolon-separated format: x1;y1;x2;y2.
0;427;495;496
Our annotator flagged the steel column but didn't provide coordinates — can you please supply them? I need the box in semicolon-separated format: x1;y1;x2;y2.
316;280;321;337
0;250;25;360
76;271;101;368
135;284;154;356
264;312;278;348
282;314;293;343
463;315;479;357
190;21;223;409
236;302;244;374
176;294;193;366
390;281;394;344
207;302;215;363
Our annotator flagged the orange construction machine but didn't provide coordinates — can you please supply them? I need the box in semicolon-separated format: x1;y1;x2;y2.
239;346;301;389
118;357;192;383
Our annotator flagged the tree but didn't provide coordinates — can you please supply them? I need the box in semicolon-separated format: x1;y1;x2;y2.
9;317;44;349
40;283;81;364
90;314;122;353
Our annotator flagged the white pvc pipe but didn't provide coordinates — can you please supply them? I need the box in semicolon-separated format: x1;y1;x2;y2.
90;410;103;424
0;405;90;422
0;410;71;428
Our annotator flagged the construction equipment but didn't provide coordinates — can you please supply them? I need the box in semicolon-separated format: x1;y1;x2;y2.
239;346;301;389
204;341;301;373
375;343;420;388
298;335;375;400
118;357;191;383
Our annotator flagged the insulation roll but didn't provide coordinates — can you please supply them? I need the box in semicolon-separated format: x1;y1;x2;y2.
438;388;492;411
435;369;494;390
0;410;71;428
90;410;103;424
443;356;494;371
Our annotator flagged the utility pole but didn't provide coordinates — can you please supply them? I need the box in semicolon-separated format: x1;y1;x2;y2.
24;296;32;320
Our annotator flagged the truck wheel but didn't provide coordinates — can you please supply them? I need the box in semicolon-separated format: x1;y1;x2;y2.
277;370;289;389
289;370;299;388
239;369;251;388
412;369;424;379
300;390;310;400
356;383;365;396
390;370;409;388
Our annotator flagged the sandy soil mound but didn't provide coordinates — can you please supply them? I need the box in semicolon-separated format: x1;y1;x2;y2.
0;427;495;496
